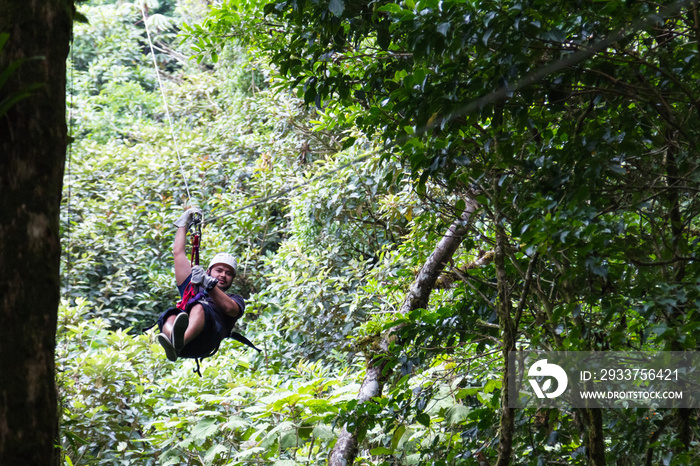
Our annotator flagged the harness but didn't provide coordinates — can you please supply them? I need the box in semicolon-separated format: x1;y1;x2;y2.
177;213;203;311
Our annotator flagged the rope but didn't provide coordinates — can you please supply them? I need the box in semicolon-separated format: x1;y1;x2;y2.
139;3;193;202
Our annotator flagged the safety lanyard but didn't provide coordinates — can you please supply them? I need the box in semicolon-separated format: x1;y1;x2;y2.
190;213;202;266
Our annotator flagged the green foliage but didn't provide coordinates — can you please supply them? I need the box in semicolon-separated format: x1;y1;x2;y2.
57;300;358;465
64;0;302;328
62;0;700;463
187;0;700;461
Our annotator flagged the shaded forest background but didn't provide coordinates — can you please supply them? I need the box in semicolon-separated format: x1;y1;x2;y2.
58;0;699;464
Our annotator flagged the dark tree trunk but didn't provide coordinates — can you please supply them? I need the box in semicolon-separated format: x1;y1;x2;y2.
0;1;72;464
329;201;478;466
586;408;606;466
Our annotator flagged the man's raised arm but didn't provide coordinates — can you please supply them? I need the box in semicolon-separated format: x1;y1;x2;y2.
173;208;201;286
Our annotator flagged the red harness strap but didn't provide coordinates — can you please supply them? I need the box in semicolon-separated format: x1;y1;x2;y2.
176;282;199;311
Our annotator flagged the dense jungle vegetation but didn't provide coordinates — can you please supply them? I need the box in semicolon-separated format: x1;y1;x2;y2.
59;0;700;464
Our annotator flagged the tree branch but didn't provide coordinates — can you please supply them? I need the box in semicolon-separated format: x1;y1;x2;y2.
328;200;478;466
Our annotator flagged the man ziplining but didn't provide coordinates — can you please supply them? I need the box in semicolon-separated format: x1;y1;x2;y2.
156;207;246;363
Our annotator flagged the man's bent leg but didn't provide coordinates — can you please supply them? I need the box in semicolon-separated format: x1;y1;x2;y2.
171;313;189;352
161;314;178;339
184;304;206;345
158;313;180;362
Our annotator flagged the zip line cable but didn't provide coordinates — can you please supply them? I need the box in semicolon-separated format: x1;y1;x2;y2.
142;0;692;226
140;3;193;203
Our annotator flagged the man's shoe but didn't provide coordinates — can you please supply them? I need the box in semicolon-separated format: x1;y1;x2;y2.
172;312;189;353
157;333;178;362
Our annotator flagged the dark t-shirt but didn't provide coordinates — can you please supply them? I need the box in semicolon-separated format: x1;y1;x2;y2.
178;274;245;337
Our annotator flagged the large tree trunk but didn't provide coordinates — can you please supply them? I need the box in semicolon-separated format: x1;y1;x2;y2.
586;408;606;466
329;200;478;466
0;2;72;464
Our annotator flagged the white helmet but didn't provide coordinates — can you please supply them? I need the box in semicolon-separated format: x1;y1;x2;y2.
208;252;237;276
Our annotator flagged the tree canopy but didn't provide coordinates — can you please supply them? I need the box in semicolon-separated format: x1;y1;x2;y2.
57;0;700;464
